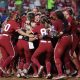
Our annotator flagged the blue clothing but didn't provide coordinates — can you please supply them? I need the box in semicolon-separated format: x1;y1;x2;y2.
0;1;7;8
1;15;7;23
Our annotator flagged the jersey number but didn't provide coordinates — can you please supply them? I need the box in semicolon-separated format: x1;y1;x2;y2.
40;28;48;36
4;24;10;31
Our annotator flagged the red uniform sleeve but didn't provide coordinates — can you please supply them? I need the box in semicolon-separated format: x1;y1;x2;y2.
32;24;44;34
13;21;20;31
32;25;39;34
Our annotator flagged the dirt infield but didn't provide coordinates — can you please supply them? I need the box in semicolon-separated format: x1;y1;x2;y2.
0;77;47;80
0;77;48;80
0;77;80;80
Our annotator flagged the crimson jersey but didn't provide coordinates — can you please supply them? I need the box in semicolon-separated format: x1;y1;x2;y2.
67;16;77;34
32;23;55;41
21;16;27;28
51;19;64;33
32;24;49;37
2;20;20;36
8;0;15;7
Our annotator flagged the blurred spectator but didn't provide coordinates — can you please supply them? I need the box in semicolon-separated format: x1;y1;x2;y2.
64;0;72;7
8;0;15;12
0;11;8;23
0;0;7;12
29;0;35;10
15;0;22;11
41;0;46;9
22;0;29;11
34;0;41;9
47;0;56;13
0;0;79;18
55;0;65;10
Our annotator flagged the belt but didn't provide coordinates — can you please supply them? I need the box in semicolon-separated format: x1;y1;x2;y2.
63;35;69;37
40;40;51;43
0;34;9;36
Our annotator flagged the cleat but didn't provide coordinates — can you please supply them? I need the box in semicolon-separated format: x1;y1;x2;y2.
46;73;51;79
0;67;6;74
21;72;25;77
69;70;77;77
52;74;67;80
16;69;22;78
32;74;39;78
38;66;43;76
23;69;28;74
16;73;21;78
0;67;10;77
76;72;80;78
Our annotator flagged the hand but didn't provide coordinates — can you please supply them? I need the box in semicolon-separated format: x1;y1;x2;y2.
28;34;35;38
57;32;63;37
29;35;38;41
29;37;37;41
38;34;43;39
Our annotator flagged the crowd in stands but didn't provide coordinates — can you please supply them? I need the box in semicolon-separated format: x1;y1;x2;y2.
0;0;79;14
